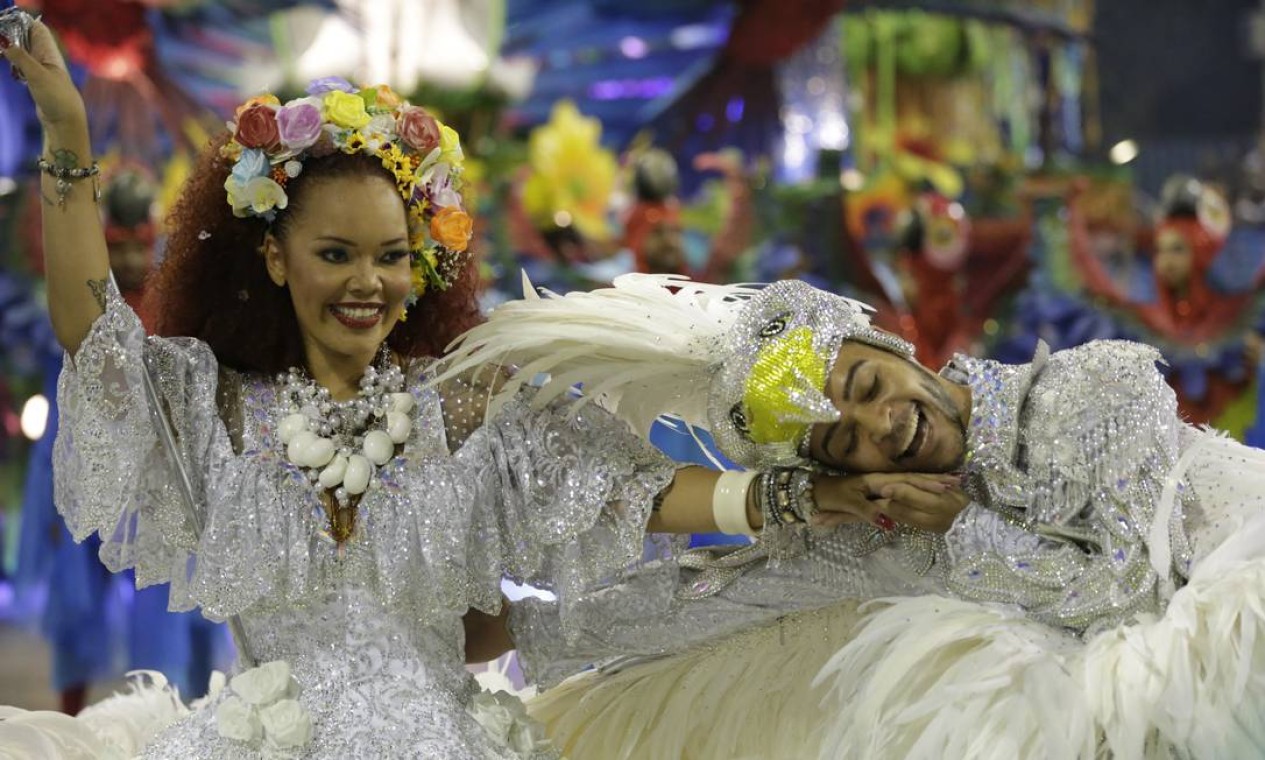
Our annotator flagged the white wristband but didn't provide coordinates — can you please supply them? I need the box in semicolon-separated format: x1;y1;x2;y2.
712;470;760;536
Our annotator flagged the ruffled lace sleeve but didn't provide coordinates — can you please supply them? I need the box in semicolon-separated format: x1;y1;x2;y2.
53;281;227;593
442;375;681;628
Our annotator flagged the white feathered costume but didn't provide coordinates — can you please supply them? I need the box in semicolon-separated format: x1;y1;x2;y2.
440;274;1265;760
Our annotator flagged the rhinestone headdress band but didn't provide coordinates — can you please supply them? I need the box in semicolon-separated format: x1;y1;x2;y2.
707;280;914;469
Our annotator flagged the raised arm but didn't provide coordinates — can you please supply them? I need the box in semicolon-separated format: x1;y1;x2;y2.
3;20;111;354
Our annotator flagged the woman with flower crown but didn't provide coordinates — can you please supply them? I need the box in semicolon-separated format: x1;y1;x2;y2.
0;17;973;759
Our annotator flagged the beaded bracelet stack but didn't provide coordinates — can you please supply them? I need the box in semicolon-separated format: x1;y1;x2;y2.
757;468;818;528
707;467;818;536
37;156;101;208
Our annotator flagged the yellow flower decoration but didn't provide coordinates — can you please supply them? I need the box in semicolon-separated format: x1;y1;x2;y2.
343;132;368;154
407;203;431;250
438;124;463;161
741;327;828;446
219;140;243;163
410;264;429;298
408;202;428;228
379;144;414;189
245;176;288;215
325;90;372;129
522;100;617;241
409;247;442;298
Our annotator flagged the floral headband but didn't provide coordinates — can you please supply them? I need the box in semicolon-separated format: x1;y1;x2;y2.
221;77;473;304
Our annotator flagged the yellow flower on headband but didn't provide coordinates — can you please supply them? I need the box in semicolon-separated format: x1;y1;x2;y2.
741;327;829;446
439;124;462;158
410;263;429;298
325;91;372;129
342;132;368;154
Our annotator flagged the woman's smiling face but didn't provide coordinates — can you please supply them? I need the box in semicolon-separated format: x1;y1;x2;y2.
264;172;413;377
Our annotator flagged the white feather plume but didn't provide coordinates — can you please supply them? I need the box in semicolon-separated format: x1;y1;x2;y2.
0;671;194;759
435;273;758;437
76;670;191;757
528;599;867;760
812;596;1094;760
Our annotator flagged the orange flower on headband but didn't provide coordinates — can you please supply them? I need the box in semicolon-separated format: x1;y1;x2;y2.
430;207;473;252
371;84;403;109
235;93;280;119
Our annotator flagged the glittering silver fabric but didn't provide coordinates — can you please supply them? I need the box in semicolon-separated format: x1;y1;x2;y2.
516;339;1223;682
53;284;677;758
944;340;1187;634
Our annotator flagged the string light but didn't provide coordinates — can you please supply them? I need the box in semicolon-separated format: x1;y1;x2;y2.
20;394;49;441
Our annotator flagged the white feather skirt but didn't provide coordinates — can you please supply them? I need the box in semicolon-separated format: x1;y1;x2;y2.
530;434;1265;759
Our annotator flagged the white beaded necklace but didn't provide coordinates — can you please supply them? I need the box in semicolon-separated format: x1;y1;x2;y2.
276;355;414;515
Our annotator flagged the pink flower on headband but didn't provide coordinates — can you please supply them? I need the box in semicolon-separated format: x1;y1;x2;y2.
277;102;323;151
396;107;441;154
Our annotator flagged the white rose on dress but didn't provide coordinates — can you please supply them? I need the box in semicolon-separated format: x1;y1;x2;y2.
507;715;554;755
468;691;517;744
230;661;293;705
259;699;313;749
215;696;261;743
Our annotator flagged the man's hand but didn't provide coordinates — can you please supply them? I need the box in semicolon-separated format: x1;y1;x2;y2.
812;472;968;534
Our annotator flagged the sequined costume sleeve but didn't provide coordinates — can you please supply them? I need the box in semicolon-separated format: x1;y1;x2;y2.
508;527;947;687
944;340;1187;633
435;370;682;620
53;282;225;603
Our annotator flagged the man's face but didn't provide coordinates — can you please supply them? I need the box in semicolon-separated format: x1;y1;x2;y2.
1154;228;1193;290
807;341;970;473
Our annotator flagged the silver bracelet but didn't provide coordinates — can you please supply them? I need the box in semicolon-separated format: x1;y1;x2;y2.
787;469;818;522
37;156;101;208
759;468;815;528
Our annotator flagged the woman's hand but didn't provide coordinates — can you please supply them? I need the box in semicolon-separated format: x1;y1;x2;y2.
812;472;968;534
1;19;86;131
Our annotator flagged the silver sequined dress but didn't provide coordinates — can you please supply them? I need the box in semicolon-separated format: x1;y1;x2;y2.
51;286;678;759
520;340;1265;759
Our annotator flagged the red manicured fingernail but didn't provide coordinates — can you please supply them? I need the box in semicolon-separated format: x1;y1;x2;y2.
876;515;896;531
0;36;11;50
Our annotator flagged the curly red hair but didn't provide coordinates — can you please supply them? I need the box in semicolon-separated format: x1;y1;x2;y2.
146;133;483;374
